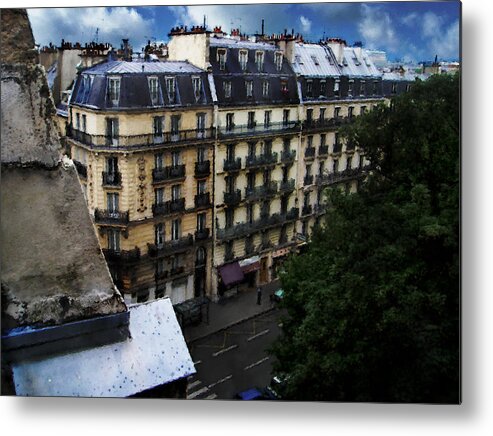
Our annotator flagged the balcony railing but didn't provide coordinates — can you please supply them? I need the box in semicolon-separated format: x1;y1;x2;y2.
68;127;214;150
94;209;129;224
304;147;316;159
102;171;121;187
195;160;211;177
223;157;242;172
332;143;343;154
317;168;363;186
218;121;300;138
280;149;296;163
102;247;140;262
147;234;194;257
245;181;278;201
245;152;278;168
303;117;352;132
152;198;185;217
224;189;242;205
152;165;185;183
195;192;211;208
318;145;329;156
170;266;185;277
279;178;295;193
302;205;313;216
304;175;314;186
195;228;210;240
73;160;87;178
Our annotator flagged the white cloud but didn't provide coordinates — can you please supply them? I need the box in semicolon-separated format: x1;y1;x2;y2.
422;12;444;38
401;12;419;27
428;19;459;60
357;5;398;51
300;16;312;34
28;7;155;50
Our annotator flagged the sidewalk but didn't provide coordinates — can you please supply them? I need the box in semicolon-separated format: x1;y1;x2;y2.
183;280;281;343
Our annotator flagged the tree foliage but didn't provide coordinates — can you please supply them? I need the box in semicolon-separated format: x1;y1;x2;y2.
270;74;460;403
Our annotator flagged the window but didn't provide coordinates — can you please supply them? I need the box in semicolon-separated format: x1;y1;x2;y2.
263;169;271;185
171;255;181;271
303;192;310;207
226;143;235;161
155;153;164;170
108;77;120;105
334;79;340;96
225;241;234;261
264;110;271;128
217;49;227;70
246;204;254;224
306;80;313;97
320;80;326;96
281;79;288;94
248;111;255;129
197;147;206;163
306;164;312;177
225;208;234;228
320;134;326;146
360;105;367;115
106;156;118;175
373;81;378;95
192;76;202;101
346;155;353;170
107;192;119;213
197;179;206;195
155;223;165;246
171;219;181;240
281;195;288;215
275;52;283;71
406;84;411;92
391;82;397;94
306;108;313;123
334;107;341;119
256;51;264;71
196;247;206;266
248;143;256;160
226;113;234;131
75;113;80;130
155;187;165;205
149;77;160;104
165;77;175;102
156;258;166;277
239;50;248;71
197;213;206;231
348;106;354;119
319;108;326;122
196;113;206;138
171;150;181;167
359;154;365;169
223;80;232;99
246;80;253;98
333;159;339;173
360;80;365;96
319;161;325;175
282;166;288;183
171;184;181;201
106;118;119;145
171;115;180;140
262;80;269;98
307;136;313;148
283;138;291;153
153;116;164;139
348;80;354;96
261;200;270;217
283;109;290;126
81;114;86;132
108;229;120;251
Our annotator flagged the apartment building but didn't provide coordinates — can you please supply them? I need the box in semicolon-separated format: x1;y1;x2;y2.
67;59;215;305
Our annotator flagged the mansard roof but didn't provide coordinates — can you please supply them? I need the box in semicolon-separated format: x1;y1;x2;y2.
291;43;341;77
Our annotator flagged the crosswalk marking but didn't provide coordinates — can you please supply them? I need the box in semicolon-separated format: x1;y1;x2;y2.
244;356;270;371
188;380;202;390
187;386;209;399
204;393;218;400
247;329;270;342
207;374;232;389
212;344;238;357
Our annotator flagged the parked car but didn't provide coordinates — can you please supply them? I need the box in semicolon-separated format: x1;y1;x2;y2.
235;387;277;400
270;288;284;303
265;374;289;400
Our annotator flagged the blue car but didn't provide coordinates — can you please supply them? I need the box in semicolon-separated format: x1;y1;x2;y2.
235;387;277;400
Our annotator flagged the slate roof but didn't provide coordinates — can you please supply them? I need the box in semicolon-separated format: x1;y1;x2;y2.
341;47;381;78
83;60;204;75
291;43;341;77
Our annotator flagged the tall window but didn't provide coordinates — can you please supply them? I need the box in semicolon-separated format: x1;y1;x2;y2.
106;156;118;176
171;150;181;167
148;77;159;104
319;107;326;121
283;138;291;153
333;159;339;173
306;108;313;123
307;135;313;149
217;49;227;70
256;51;264;71
280;79;288;94
247;172;255;189
306;80;313;98
373;81;378;95
334;107;341;119
226;143;235;161
197;179;206;195
155;223;165;246
320;134;326;147
108;77;120;105
282;166;288;183
81;114;87;132
348;80;354;96
196;113;206;138
248;111;255;129
223;80;232;99
75;113;80;130
107;192;119;213
197;147;206;163
239;50;248;70
275;52;283;71
346;155;353;170
108;229;120;251
225;208;234;228
106;118;119;146
171;219;181;240
165;77;175;102
360;80;366;96
246;80;253;98
153;116;164;139
248;143;256;159
264;110;271;128
171;115;180;141
226;113;234;131
391;82;397;94
334;79;340;96
283;109;290;126
155;187;165;205
197;213;206;231
262;80;269;98
171;184;181;201
246;204;254;224
348;106;354;119
360;106;367;115
155;153;164;170
192;76;202;101
320;80;326;96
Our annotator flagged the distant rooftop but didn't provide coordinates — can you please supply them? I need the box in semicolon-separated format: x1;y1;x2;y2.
83;60;205;75
210;36;277;51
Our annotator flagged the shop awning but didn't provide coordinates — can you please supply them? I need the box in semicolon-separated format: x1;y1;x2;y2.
239;255;260;274
219;262;244;287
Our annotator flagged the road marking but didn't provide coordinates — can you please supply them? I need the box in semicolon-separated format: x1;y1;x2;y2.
204;393;218;400
244;356;270;371
212;344;238;357
193;360;202;366
207;374;233;389
188;380;202;390
247;329;270;342
187;386;209;399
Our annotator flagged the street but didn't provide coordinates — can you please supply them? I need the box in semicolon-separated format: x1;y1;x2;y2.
186;308;283;400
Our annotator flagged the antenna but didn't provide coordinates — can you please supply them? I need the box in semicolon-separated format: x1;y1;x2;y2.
94;27;99;43
203;14;206;28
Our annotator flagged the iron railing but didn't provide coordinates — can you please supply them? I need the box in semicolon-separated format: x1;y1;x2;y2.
94;209;129;224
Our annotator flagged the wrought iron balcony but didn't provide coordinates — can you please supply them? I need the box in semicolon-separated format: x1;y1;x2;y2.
195;228;210;240
195;160;211;177
245;152;279;168
332;142;343;154
147;234;194;257
73;160;87;178
152;198;185;217
304;174;314;186
102;171;121;187
102;247;140;262
280;149;296;163
218;121;300;139
317;168;363;186
285;207;299;221
224;189;241;205
318;145;329;156
68;127;214;151
94;208;129;224
152;165;185;183
302;117;352;132
304;147;316;159
245;181;278;201
223;157;242;172
279;178;295;193
302;204;313;216
195;192;211;208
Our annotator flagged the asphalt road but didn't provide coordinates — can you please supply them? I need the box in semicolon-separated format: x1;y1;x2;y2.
186;308;283;400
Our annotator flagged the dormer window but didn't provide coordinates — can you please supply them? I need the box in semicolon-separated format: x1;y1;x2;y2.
239;50;248;71
165;76;176;103
108;77;120;106
262;80;269;98
246;80;253;98
391;82;397;94
275;52;283;71
256;51;264;71
360;80;365;96
223;80;232;99
320;80;326;96
373;80;379;95
192;76;202;101
334;79;340;96
348;80;354;96
281;79;288;94
148;76;160;105
306;80;313;98
217;49;227;70
311;55;319;66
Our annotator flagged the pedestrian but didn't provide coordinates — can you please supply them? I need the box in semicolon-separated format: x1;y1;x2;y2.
256;286;262;305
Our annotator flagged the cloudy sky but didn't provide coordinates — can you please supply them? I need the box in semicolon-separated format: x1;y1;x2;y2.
27;1;460;63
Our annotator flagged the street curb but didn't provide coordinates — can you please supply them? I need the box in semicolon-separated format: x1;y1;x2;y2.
186;305;277;344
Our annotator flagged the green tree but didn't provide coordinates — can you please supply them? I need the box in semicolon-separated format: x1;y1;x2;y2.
270;74;460;403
